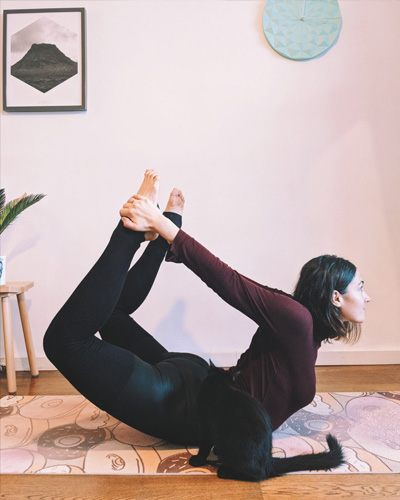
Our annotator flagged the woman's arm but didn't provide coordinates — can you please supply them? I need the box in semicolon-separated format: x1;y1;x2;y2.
166;229;302;330
120;195;310;334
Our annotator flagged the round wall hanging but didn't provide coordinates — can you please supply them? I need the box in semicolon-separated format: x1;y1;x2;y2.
263;0;343;61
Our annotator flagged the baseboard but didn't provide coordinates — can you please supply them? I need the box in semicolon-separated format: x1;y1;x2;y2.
0;357;57;372
2;350;400;372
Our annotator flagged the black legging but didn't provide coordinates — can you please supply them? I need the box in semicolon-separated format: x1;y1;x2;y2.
43;214;209;445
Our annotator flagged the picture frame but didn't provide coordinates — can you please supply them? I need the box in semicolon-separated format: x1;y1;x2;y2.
3;8;86;112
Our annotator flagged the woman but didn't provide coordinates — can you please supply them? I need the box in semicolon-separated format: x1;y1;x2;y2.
44;170;370;446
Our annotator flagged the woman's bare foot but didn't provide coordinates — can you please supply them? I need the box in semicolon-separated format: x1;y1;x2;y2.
165;188;185;216
136;169;160;205
135;170;160;241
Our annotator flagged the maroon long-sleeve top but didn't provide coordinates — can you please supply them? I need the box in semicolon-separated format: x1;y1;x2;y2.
167;229;320;430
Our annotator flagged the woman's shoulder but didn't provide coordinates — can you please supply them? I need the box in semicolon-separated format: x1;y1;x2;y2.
264;287;313;330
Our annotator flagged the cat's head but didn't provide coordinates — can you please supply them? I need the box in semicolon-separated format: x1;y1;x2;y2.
207;360;233;384
208;359;221;373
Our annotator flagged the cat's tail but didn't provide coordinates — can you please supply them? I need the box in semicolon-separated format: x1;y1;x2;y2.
272;434;345;475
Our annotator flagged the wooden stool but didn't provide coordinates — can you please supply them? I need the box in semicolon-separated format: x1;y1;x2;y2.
0;281;38;394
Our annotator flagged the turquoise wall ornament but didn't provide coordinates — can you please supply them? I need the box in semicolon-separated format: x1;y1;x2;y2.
263;0;343;61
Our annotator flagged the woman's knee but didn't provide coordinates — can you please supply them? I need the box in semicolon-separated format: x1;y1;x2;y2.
43;325;61;365
43;322;76;368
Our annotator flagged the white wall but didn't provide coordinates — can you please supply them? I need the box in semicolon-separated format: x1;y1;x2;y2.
1;0;400;371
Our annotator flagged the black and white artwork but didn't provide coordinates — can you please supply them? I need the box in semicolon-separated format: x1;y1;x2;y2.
3;8;86;112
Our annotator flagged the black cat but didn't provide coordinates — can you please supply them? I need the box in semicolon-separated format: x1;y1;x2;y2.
189;362;345;481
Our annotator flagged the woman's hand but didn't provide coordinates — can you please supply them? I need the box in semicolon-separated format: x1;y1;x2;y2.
120;195;160;233
120;195;180;244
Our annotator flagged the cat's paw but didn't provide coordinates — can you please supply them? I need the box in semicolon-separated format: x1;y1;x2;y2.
213;446;221;457
217;465;236;479
189;455;206;467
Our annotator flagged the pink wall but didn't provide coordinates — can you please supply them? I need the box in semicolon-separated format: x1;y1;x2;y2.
1;0;399;367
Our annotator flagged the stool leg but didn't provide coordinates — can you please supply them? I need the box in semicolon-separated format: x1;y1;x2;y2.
1;296;17;394
17;292;39;377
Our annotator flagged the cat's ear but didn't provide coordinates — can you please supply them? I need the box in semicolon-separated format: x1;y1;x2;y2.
209;359;216;368
231;369;241;382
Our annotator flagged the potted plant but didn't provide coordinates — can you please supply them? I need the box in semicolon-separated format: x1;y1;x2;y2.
0;188;46;285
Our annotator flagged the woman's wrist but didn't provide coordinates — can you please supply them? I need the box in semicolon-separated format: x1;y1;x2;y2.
154;212;180;244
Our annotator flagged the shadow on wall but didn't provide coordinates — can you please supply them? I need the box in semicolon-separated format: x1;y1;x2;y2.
4;235;42;262
153;299;203;355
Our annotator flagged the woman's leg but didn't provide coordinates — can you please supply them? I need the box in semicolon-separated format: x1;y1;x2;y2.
43;176;197;442
99;189;185;364
43;219;191;442
43;220;150;407
43;171;161;406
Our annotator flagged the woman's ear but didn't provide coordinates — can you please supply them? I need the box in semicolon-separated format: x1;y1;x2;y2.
331;290;342;307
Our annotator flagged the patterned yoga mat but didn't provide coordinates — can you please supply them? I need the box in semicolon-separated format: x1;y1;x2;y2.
1;392;399;475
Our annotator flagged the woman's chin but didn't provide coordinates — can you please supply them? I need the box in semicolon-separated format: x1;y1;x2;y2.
342;315;365;324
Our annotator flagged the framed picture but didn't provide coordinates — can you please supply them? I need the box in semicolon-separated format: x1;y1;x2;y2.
3;8;86;112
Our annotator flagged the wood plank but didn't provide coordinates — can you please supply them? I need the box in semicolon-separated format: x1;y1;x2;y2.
0;370;77;397
315;365;400;392
0;474;263;500
1;465;400;500
2;365;399;398
261;474;400;499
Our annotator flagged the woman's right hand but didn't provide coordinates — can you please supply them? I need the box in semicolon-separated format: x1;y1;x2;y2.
120;195;180;244
120;195;159;233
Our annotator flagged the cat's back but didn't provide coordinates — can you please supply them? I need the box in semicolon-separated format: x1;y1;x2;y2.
199;368;270;430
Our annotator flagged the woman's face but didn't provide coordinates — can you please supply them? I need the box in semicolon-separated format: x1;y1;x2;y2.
334;271;371;323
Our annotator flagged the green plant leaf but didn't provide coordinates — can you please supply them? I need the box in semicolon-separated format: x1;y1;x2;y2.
0;189;5;212
0;193;46;235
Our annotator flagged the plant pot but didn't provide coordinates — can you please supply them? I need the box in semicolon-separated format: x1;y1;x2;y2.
0;256;6;285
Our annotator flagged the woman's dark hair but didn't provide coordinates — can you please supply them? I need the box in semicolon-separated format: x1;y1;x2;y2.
293;255;361;344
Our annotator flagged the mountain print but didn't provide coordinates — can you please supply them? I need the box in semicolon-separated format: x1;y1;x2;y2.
11;43;78;93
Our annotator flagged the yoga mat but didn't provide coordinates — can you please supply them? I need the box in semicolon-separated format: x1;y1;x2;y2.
1;392;399;475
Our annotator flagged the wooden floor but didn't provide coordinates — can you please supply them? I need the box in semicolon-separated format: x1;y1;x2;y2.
1;365;400;499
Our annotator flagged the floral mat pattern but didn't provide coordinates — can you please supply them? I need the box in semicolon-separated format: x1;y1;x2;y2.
1;392;399;475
